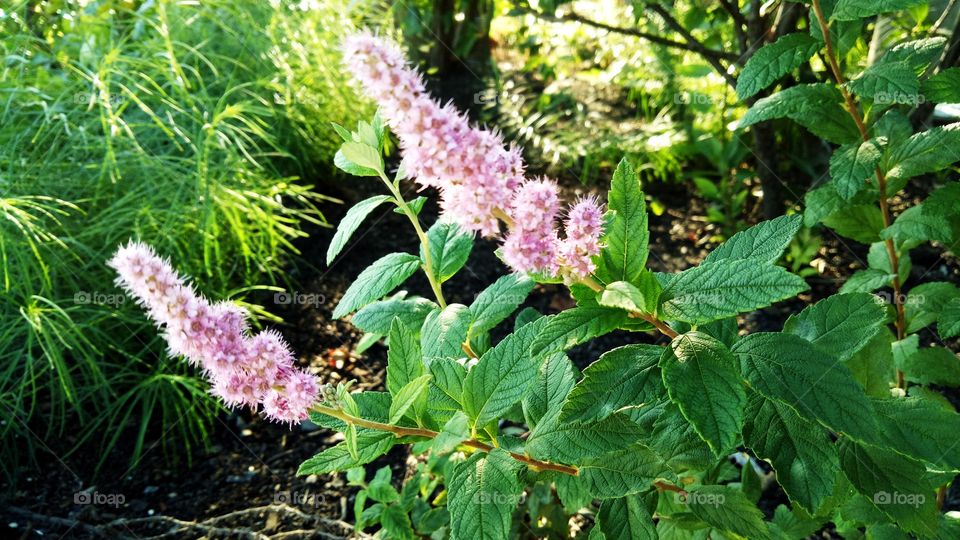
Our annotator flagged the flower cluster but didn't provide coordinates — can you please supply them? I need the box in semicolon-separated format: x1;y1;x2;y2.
343;32;523;237
109;242;318;424
343;32;605;278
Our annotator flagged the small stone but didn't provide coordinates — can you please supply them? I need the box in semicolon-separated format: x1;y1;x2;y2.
305;475;319;484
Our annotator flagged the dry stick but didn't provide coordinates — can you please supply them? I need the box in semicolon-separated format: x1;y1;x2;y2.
810;0;908;388
311;404;579;476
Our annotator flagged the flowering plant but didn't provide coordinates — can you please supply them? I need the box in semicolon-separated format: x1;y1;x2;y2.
112;14;960;539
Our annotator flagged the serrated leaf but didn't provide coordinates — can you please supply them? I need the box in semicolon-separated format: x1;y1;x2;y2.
840;269;894;293
388;374;431;423
924;182;960;218
743;391;840;513
829;140;883;200
921;67;960;103
353;296;436;335
839;440;940;536
432;411;470;454
522;352;576;428
529;306;626;355
381;505;415;539
386;319;423;395
468;274;535;339
596;158;648;285
884;123;960;182
659;259;809;325
420;303;471;364
447;449;522;540
822;203;885;243
900;347;960;387
904;281;960;333
881;204;956;245
737;33;820;100
831;0;927;21
803;182;879;227
871;397;960;470
684;485;771;540
463;317;548;428
732;332;878;441
661;332;745;456
739;84;860;144
704;214;802;264
309;391;391;432
334;149;379;177
526;408;643;464
848;60;920;103
580;446;667;499
297;430;395;475
333;253;421;318
561;344;664;423
423;221;473;283
340;141;383;171
425;358;467;427
880;37;946;74
846;329;896;398
327;195;392;265
783;293;887;361
599;279;660;313
938;298;960;339
649;402;716;471
595;495;657;540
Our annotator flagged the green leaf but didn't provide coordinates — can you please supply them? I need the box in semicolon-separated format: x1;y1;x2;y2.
599;279;660;314
468;274;535;338
904;281;960;333
649;402;716;471
831;0;927;21
840;269;894;293
803;182;878;227
703;214;802;264
423;221;473;283
386;319;423;395
529;306;626;355
596;158;648;285
447;449;522;540
425;358;467;427
327;195;392;265
659;259;809;324
846;329;896;398
333;253;421;318
783;293;887;361
462;317;548;428
420;303;471;364
367;466;399;503
881;205;956;245
561;344;664;423
871;397;960;470
297;431;395;475
924;182;960;218
432;410;470;454
737;33;821;100
684;485;771;540
885;123;960;182
921;67;960;103
381;505;415;539
938;297;960;339
526;408;643;464
880;38;946;74
353;296;436;335
522;352;576;428
595;495;657;540
821;204;885;243
334;149;379;177
829;140;883;200
839;440;940;536
661;332;746;456
848;61;920;103
388;374;431;423
743;391;840;513
739;84;860;144
580;446;667;499
900;347;960;387
732;332;878;440
340;141;384;171
867;240;911;282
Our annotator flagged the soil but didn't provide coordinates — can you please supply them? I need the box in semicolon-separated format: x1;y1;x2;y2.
4;93;960;540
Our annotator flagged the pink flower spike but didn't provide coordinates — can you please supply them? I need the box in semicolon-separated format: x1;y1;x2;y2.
501;178;562;275
559;196;605;278
110;241;319;425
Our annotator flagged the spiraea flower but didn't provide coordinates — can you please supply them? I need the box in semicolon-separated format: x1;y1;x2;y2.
342;32;522;237
109;241;318;424
501;178;562;275
558;196;605;278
